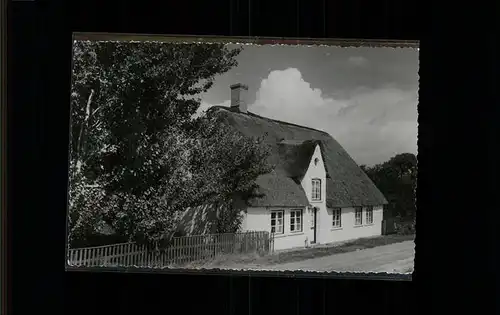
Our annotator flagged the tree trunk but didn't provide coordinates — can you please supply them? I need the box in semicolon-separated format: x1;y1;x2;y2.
75;89;95;172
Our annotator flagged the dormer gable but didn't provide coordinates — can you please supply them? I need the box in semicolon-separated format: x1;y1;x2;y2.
300;143;327;203
305;143;327;180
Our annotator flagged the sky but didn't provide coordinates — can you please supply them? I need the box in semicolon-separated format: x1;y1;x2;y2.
196;44;419;167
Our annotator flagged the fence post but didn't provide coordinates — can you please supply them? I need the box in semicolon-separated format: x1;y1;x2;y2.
109;245;114;266
269;232;274;254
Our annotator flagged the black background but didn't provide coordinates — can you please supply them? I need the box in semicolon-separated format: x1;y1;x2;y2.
8;0;500;314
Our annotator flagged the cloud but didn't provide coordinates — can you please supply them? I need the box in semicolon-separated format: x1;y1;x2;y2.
200;67;418;166
348;56;368;67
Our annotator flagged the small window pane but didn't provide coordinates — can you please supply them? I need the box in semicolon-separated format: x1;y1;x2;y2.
312;179;321;201
355;207;363;225
290;210;303;232
332;208;342;227
366;206;374;224
271;210;284;234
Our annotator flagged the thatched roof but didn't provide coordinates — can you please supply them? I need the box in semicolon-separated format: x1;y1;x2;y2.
208;106;388;208
277;140;319;179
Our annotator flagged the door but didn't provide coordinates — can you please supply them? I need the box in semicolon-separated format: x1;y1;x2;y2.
310;207;318;244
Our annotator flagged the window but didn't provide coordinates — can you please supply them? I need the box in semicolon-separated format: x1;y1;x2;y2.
311;179;321;201
270;211;284;234
354;207;363;225
290;209;303;232
366;206;374;224
332;208;342;228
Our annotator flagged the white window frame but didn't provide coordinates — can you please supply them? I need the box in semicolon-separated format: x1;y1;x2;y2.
366;206;374;224
290;209;303;232
270;210;284;234
354;207;363;226
332;208;342;228
311;178;322;201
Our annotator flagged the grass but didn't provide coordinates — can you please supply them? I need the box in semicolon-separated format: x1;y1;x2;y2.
185;252;265;269
196;233;415;268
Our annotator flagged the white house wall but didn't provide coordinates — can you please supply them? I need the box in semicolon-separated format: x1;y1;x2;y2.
300;144;328;244
320;206;384;244
241;207;309;251
242;205;384;251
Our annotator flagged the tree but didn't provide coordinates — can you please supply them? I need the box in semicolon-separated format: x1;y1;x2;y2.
188;114;273;233
70;41;241;191
68;41;271;247
362;153;417;220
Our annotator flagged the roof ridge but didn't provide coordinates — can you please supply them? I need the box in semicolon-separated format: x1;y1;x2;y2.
210;105;330;136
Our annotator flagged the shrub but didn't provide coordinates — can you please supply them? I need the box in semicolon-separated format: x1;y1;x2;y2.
394;218;416;235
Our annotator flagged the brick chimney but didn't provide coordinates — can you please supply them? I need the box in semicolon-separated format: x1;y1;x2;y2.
230;83;248;113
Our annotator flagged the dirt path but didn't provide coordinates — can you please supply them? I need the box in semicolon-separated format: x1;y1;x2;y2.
239;241;415;273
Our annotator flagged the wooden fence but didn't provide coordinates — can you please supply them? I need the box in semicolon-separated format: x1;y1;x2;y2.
68;231;273;268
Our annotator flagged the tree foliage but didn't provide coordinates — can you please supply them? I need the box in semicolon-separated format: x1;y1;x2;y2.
361;153;417;220
188;115;273;233
68;41;271;247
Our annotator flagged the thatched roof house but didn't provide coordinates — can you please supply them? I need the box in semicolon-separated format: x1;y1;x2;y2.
75;83;389;251
202;83;388;250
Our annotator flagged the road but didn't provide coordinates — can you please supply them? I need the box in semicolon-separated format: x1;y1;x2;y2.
244;241;415;273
